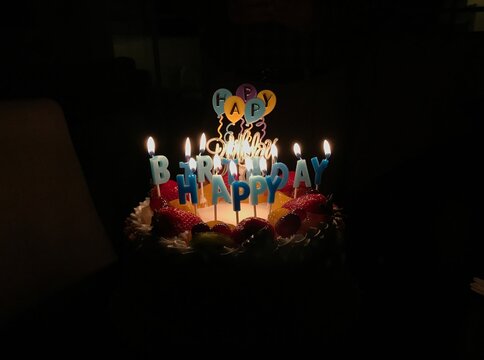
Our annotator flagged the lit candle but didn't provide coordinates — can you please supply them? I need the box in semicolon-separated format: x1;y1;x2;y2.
230;160;250;224
293;143;312;198
196;133;212;206
269;144;289;190
249;158;268;217
311;139;331;192
271;143;278;165
147;136;170;198
211;154;231;221
179;137;192;181
245;157;253;180
176;157;198;210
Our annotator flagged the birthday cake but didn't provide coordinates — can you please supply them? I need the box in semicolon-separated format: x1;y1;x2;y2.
117;85;353;350
125;84;344;263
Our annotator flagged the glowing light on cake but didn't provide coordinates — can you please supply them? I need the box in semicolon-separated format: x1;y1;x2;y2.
311;140;331;191
293;143;301;160
245;155;253;179
147;136;160;197
226;139;235;159
199;133;207;155
185;137;191;161
259;157;267;176
271;144;278;165
323;139;331;159
147;136;155;156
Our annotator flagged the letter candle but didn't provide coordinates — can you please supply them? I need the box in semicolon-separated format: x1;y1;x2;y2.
147;136;170;197
211;154;231;221
230;160;250;224
176;157;198;210
311;140;331;192
293;143;312;198
179;137;192;181
196;133;212;206
269;143;289;190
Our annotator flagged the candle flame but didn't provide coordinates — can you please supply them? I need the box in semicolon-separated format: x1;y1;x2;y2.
185;137;191;159
271;144;278;159
226;140;234;158
243;140;251;155
293;143;301;158
199;133;206;154
214;154;222;171
147;136;155;155
229;160;237;177
323;140;331;158
245;158;253;172
189;157;197;172
259;157;267;174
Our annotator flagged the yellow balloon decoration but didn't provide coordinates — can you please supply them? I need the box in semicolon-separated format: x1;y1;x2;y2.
224;96;246;124
257;90;277;116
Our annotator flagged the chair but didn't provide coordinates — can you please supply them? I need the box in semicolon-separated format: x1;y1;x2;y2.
0;99;116;322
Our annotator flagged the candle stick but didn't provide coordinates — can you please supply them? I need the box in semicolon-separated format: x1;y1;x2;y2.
293;143;312;198
147;136;170;197
211;155;231;221
230;160;249;224
311;139;331;192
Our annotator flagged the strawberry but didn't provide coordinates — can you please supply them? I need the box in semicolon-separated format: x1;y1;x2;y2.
149;196;168;212
152;207;203;238
231;217;275;244
282;193;327;214
150;180;179;202
275;212;301;238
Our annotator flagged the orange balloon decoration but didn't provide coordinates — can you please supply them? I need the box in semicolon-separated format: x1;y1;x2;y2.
224;96;246;124
257;90;277;116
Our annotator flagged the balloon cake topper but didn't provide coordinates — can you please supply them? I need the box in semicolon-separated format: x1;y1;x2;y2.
209;84;278;163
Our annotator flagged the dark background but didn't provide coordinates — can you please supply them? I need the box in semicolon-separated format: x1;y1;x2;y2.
0;0;482;357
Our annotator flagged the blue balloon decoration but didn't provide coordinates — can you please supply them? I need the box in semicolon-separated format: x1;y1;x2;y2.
244;98;266;124
212;88;232;116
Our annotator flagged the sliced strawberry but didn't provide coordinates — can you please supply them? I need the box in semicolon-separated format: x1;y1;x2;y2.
150;179;179;202
152;207;203;238
282;193;327;214
231;217;275;244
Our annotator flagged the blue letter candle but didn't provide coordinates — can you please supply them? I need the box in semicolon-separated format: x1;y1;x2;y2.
310;157;329;187
211;174;231;205
196;155;213;183
265;175;282;204
176;174;198;205
179;161;192;182
231;181;250;211
269;162;289;189
249;176;267;205
150;155;171;185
